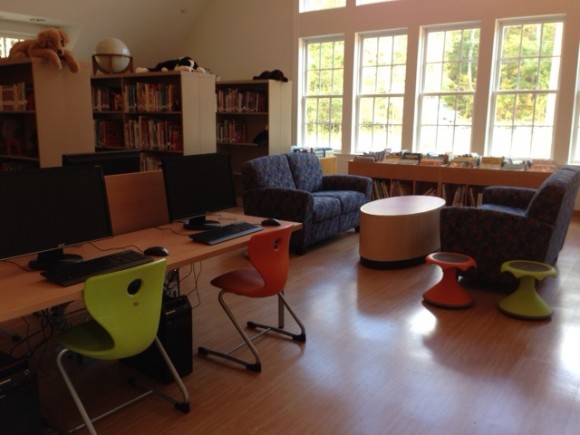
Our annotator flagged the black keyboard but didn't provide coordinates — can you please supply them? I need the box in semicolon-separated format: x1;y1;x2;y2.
189;221;263;245
41;250;154;286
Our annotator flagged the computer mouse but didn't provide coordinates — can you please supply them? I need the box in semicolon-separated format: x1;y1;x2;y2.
144;246;169;257
261;217;281;227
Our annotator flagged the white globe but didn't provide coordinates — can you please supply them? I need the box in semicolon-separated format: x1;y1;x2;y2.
94;37;131;73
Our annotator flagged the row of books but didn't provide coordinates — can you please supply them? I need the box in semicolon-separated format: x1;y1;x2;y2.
371;179;437;199
94;120;124;147
370;177;485;206
216;88;267;113
92;86;123;112
216;120;247;143
124;82;180;112
0;82;34;111
441;184;483;207
375;151;557;172
124;117;183;151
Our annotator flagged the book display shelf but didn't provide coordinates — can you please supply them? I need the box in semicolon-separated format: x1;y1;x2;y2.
91;70;216;170
0;58;93;171
216;79;291;196
348;160;552;206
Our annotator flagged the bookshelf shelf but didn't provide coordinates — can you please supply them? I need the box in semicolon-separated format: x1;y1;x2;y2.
91;70;216;170
216;79;291;196
0;58;93;171
348;161;552;206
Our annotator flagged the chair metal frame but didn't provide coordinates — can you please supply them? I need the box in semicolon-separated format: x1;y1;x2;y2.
54;259;190;434
198;226;306;372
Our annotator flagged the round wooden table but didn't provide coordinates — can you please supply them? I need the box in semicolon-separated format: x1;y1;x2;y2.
359;195;446;268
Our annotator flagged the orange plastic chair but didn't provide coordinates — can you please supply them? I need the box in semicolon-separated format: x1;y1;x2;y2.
198;225;306;372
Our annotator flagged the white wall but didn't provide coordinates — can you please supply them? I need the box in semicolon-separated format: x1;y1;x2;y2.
181;0;294;82
0;0;210;68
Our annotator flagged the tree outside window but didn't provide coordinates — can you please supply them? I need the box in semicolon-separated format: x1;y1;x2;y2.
0;36;23;58
300;0;346;13
355;31;407;153
417;25;480;156
489;19;564;159
301;37;345;149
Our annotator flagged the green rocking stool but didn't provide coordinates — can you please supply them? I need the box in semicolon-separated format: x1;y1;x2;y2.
498;260;557;320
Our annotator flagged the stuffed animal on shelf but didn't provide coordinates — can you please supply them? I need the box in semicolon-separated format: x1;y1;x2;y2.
135;56;207;73
9;28;80;73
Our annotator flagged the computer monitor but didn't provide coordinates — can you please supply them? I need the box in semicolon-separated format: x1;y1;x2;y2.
62;149;141;175
0;165;113;270
161;153;237;230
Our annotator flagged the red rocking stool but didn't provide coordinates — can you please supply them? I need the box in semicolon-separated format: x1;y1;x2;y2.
423;252;477;309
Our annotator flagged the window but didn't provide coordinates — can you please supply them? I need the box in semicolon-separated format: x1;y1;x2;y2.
417;25;480;155
355;31;407;153
300;37;345;149
300;0;346;13
0;36;23;58
489;18;564;159
571;52;580;163
356;0;390;5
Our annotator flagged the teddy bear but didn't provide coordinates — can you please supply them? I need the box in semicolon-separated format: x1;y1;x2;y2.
135;56;206;73
9;28;80;73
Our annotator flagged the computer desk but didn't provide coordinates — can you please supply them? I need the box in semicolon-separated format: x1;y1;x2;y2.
0;212;301;323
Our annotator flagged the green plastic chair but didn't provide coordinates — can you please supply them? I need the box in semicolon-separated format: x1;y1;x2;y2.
498;260;557;320
55;259;190;434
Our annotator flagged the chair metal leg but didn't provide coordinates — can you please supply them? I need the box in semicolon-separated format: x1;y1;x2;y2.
56;348;97;435
198;291;306;373
248;293;306;342
56;338;190;433
151;336;191;411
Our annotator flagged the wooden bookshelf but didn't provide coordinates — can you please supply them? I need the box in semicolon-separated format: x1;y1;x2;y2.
216;79;291;196
91;70;216;170
0;58;93;171
348;160;552;205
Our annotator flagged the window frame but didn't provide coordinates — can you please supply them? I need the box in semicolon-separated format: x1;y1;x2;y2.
298;35;346;150
487;15;565;160
415;22;481;156
300;0;346;13
570;50;580;164
354;29;408;153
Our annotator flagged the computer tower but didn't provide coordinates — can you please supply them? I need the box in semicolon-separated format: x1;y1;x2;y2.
0;353;43;435
123;295;193;384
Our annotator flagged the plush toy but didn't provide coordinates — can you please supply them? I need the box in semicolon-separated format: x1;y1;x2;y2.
253;69;288;82
135;56;207;73
9;28;80;73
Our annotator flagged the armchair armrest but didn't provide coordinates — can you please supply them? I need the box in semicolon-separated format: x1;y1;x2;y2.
321;175;372;198
242;188;313;223
482;186;536;209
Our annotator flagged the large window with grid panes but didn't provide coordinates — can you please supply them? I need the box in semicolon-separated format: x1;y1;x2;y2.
355;30;408;153
299;36;345;150
488;17;564;159
416;24;481;156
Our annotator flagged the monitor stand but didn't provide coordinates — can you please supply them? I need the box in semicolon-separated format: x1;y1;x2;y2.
183;215;221;231
29;248;83;271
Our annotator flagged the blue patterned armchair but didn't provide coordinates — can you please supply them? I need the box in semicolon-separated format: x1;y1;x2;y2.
440;166;580;288
241;153;372;253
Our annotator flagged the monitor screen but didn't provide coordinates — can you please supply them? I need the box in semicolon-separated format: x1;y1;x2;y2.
161;153;237;230
62;150;141;175
0;165;113;269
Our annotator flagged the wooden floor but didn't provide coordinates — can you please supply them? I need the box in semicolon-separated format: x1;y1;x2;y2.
3;216;580;434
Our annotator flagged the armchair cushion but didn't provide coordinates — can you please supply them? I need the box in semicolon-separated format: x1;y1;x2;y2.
440;165;580;288
242;153;372;253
